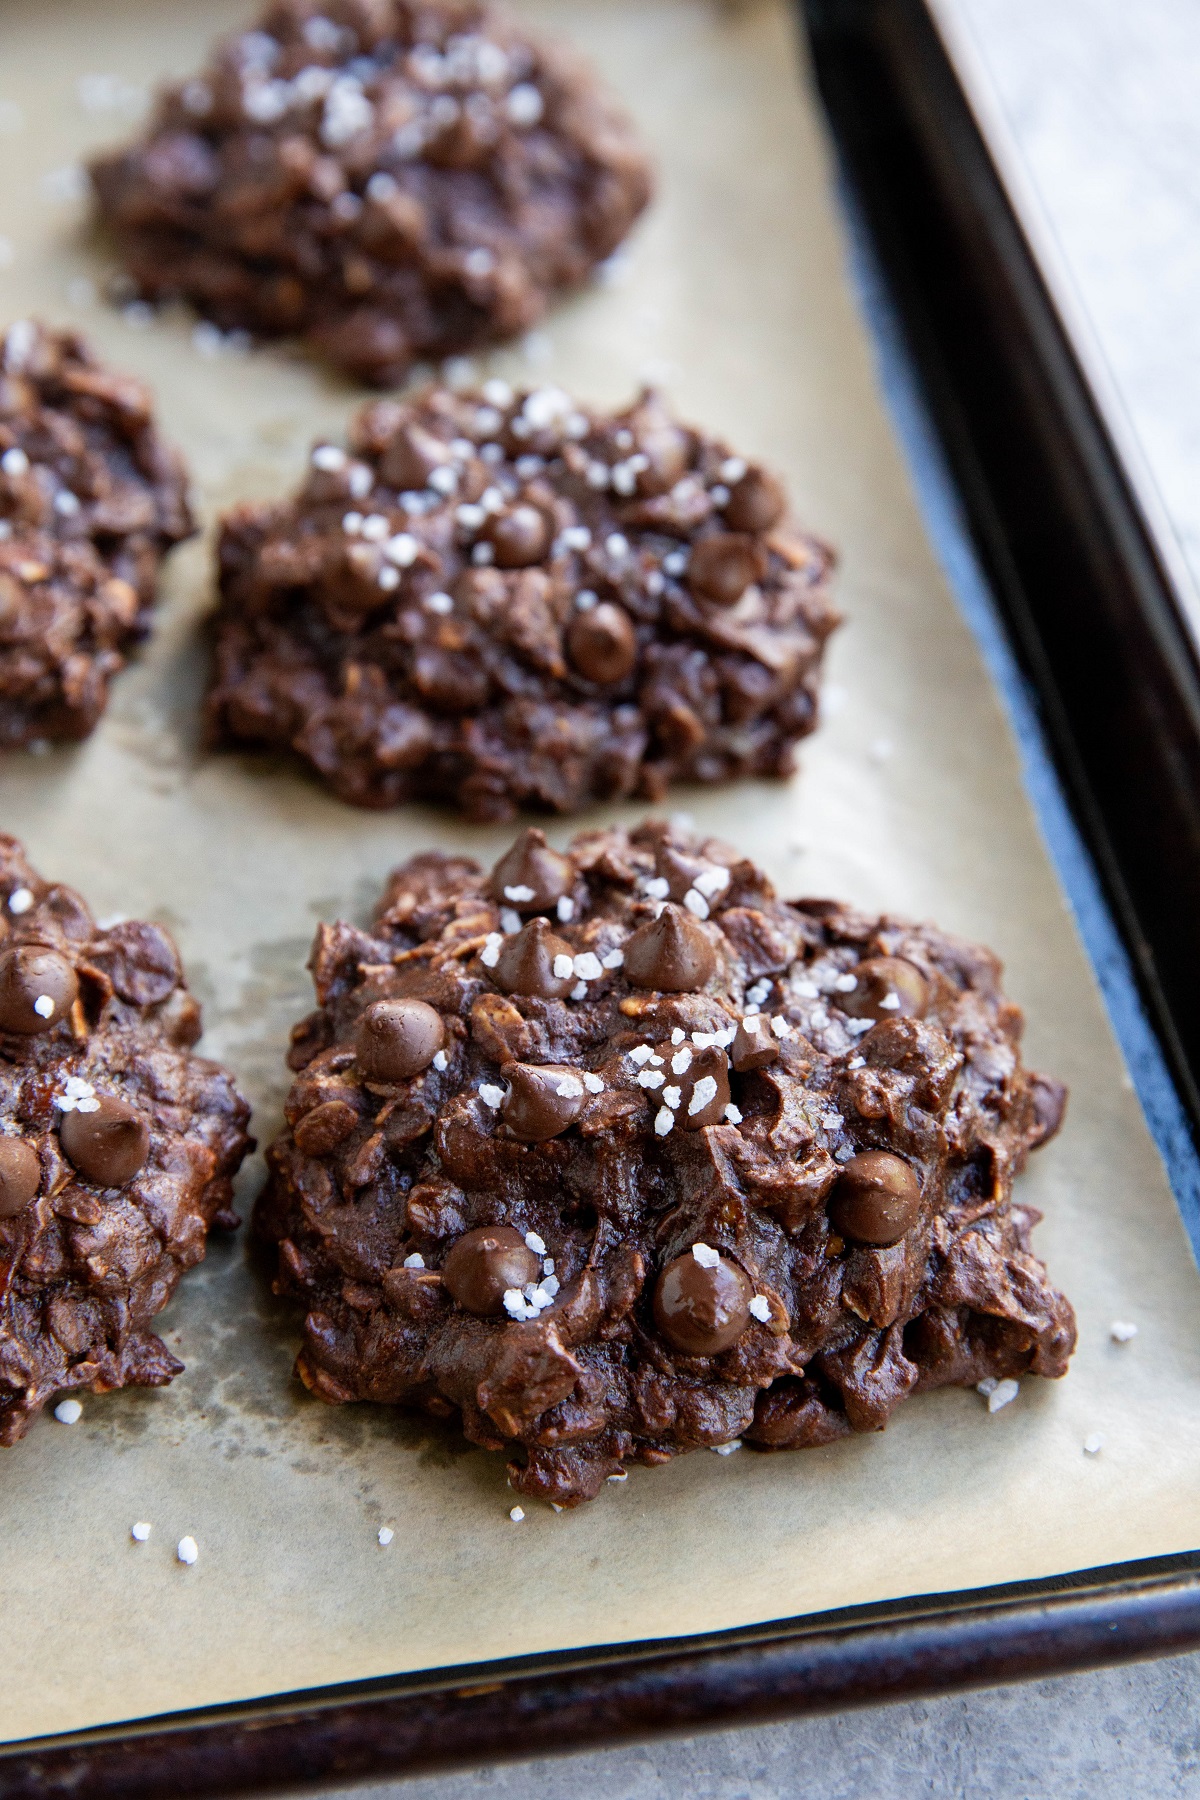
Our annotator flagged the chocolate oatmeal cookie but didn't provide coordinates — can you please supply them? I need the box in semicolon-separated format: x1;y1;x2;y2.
89;0;653;385
0;837;253;1443
0;320;194;748
255;819;1074;1507
205;383;839;817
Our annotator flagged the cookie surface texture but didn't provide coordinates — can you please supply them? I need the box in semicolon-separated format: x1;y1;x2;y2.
206;383;840;817
255;818;1075;1507
0;321;193;747
89;0;654;384
0;837;253;1442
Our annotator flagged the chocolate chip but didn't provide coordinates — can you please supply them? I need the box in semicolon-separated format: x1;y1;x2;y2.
566;602;637;684
634;423;690;496
356;998;445;1082
655;847;702;900
486;504;551;568
653;1248;752;1355
0;1136;40;1217
0;944;79;1034
90;918;181;1006
59;1094;150;1187
723;466;785;533
677;1045;731;1130
732;1015;779;1072
489;828;574;912
378;421;449;491
687;533;767;607
840;957;928;1021
1029;1074;1068;1149
492;916;577;999
293;1098;359;1157
442;1224;540;1316
623;904;716;992
828;1151;921;1246
501;1062;587;1141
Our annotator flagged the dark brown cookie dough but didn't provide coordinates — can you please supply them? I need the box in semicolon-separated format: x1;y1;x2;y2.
0;836;253;1443
89;0;653;385
0;320;194;748
205;383;839;818
255;818;1074;1507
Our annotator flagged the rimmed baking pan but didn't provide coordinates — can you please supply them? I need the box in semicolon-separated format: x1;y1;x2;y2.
1;0;1199;1792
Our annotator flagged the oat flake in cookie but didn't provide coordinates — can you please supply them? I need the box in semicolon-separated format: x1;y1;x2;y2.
88;0;653;386
0;321;194;748
0;837;253;1443
205;384;839;817
255;819;1075;1508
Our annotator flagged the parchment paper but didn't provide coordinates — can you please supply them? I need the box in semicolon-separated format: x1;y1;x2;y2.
1;0;1199;1747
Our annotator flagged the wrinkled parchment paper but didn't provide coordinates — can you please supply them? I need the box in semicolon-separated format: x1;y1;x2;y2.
0;0;1198;1746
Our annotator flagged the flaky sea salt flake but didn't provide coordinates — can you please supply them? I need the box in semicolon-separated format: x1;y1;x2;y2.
688;1076;718;1116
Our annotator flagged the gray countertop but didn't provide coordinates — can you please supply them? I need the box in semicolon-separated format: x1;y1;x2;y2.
942;0;1200;610
294;1648;1200;1798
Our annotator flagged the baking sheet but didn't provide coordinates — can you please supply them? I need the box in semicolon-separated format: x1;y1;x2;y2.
1;0;1198;1747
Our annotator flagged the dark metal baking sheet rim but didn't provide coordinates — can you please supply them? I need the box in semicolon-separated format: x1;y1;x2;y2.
10;0;1200;1789
4;1553;1200;1798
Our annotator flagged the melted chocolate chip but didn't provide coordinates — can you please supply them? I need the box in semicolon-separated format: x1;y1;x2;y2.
293;1098;358;1157
732;1015;779;1072
59;1094;150;1187
677;1045;731;1130
356;998;445;1082
566;602;637;684
654;842;710;901
1029;1073;1069;1149
687;533;767;607
635;421;690;496
0;1136;40;1217
489;828;574;912
442;1224;540;1316
653;1248;752;1355
828;1151;921;1247
623;904;716;993
486;504;551;568
723;466;785;533
0;944;79;1034
492;916;577;999
502;1062;587;1142
841;957;929;1022
378;422;448;491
